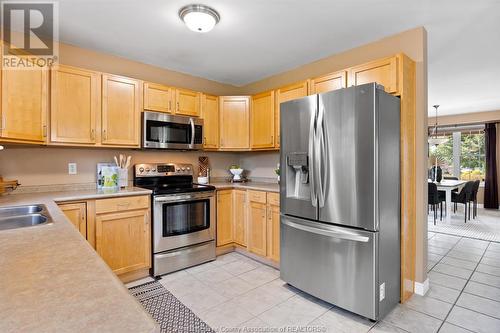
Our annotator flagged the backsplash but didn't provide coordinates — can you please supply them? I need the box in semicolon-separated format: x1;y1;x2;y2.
0;147;279;187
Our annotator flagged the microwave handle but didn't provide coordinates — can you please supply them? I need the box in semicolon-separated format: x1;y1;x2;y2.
189;118;195;146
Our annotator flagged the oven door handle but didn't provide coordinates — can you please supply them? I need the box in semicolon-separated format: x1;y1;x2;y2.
154;194;213;203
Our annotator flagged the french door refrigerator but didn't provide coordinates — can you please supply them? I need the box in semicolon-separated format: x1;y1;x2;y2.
280;83;401;321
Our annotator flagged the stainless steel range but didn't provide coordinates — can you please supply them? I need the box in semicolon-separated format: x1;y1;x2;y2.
133;163;216;276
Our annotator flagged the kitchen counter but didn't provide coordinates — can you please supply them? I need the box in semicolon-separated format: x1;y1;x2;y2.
0;187;158;333
209;181;280;193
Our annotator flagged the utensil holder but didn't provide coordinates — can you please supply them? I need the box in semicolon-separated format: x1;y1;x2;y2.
118;168;128;188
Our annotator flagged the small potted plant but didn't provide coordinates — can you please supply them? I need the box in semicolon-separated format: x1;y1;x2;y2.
229;164;244;181
274;164;280;183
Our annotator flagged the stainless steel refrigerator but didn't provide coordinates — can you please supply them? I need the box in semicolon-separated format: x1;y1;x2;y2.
280;83;400;321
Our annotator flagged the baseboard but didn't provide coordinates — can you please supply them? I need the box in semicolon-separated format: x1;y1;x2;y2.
414;278;429;296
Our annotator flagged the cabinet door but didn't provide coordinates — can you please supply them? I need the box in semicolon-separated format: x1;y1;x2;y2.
275;80;309;148
201;94;219;149
233;190;247;247
267;198;280;262
216;190;233;246
50;65;100;144
59;202;87;238
101;74;141;147
248;201;267;256
310;71;347;94
175;88;200;117
95;209;150;275
251;91;275;149
219;96;250;150
348;56;398;94
1;61;48;143
143;82;174;113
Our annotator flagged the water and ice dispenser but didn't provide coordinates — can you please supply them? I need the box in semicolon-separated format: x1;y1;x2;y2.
286;152;310;199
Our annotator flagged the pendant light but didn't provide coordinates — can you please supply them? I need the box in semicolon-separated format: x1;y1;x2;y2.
428;105;449;146
179;4;220;33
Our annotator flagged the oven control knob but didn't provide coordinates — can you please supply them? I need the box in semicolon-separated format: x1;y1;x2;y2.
187;167;191;171
139;167;144;173
145;168;150;172
176;168;181;172
181;167;186;171
152;169;156;172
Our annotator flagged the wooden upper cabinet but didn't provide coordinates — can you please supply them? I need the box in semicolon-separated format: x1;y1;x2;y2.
101;74;142;147
233;190;247;247
59;202;87;238
216;190;234;246
219;96;250;150
50;65;100;144
275;80;309;148
251;91;275;149
310;70;347;94
201;94;219;149
1;60;48;143
143;82;174;113
175;88;200;117
348;56;399;94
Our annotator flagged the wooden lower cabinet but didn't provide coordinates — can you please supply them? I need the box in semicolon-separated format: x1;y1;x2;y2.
233;190;247;246
266;193;280;262
95;208;150;275
59;202;87;238
216;190;234;246
248;201;267;256
58;195;151;279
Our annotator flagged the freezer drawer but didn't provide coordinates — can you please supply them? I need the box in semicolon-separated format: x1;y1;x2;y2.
280;215;379;320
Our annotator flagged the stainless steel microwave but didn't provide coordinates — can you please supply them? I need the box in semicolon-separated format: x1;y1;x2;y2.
142;111;203;150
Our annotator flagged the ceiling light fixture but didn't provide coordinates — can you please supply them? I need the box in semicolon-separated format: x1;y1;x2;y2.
179;4;220;33
428;105;449;146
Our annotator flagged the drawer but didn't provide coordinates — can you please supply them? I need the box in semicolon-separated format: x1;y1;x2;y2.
248;190;266;204
267;192;280;206
95;195;149;214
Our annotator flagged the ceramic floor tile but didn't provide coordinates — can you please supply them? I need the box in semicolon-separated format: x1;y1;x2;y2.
432;263;474;280
238;317;269;330
175;286;229;314
231;283;293;316
470;271;500;288
484;249;500;259
446;250;482;263
258;293;331;328
428;240;457;250
452;245;486;256
456;293;500;319
183;261;218;274
191;266;234;283
438;322;474;333
432;234;462;243
309;306;375;333
221;258;260;275
476;263;500;277
239;265;280;287
157;269;189;284
404;294;453;320
428;271;468;291
428;260;438;272
481;256;500;268
457;238;489;250
198;299;254;330
160;274;207;297
429;245;451;256
124;276;155;288
210;276;255;298
426;284;461;304
370;321;410;333
463;281;500;302
383;304;442;333
488;242;500;251
212;253;241;266
440;256;478;271
428;253;444;262
446;305;500;333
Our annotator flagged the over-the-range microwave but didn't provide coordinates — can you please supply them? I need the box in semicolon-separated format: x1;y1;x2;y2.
142;111;203;150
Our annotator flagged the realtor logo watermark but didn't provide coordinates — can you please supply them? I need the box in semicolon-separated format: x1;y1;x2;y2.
1;1;59;69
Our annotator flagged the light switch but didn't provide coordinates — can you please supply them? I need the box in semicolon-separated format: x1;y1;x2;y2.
68;163;77;175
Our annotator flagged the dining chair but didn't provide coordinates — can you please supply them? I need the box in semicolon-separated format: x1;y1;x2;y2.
428;183;443;225
470;180;480;219
452;181;475;223
444;176;459;180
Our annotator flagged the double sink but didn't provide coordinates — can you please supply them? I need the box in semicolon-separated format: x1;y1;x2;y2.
0;204;53;231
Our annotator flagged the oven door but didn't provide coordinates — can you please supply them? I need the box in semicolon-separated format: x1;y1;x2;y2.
153;191;215;253
143;112;203;150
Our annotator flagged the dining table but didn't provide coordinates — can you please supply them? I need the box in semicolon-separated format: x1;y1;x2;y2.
429;179;467;222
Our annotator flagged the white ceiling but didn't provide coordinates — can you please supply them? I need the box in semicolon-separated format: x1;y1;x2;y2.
57;0;500;116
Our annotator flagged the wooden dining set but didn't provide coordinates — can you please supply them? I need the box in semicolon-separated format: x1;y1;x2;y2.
428;177;481;224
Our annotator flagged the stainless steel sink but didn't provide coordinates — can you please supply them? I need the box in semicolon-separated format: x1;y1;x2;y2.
0;204;43;218
0;204;53;231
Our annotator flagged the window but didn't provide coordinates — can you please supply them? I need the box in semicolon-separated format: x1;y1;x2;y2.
429;125;485;182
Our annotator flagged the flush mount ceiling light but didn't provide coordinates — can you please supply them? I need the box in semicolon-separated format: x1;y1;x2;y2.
179;4;220;33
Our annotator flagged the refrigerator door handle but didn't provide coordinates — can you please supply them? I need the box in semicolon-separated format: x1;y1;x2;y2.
282;219;370;243
316;103;327;208
309;106;318;207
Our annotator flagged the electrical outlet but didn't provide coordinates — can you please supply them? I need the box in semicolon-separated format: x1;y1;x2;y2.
68;163;77;175
379;282;385;301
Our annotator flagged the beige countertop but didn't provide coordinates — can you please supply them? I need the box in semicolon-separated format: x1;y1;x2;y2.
0;187;158;333
209;182;280;193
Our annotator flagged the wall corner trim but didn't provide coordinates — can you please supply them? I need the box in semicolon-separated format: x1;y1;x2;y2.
414;278;429;296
